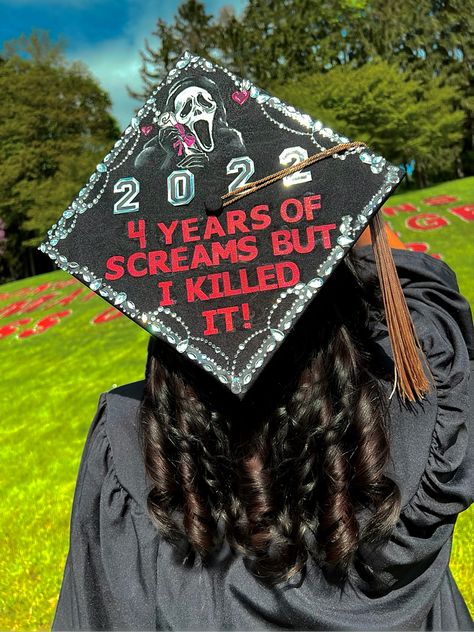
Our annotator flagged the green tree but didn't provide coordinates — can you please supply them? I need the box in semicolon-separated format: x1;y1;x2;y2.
275;60;465;187
0;31;120;282
345;0;474;175
129;0;218;99
133;1;471;178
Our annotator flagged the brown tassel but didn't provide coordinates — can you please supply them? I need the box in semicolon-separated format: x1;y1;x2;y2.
369;212;432;402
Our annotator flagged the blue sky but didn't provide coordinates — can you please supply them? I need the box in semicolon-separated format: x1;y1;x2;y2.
0;0;247;128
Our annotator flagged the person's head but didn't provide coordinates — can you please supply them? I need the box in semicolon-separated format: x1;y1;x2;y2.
138;249;403;588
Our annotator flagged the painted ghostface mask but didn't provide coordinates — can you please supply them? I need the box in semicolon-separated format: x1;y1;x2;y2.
39;51;405;399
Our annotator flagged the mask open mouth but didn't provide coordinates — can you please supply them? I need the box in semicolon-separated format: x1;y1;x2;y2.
194;119;214;152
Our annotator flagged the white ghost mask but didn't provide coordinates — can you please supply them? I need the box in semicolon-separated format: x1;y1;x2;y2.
174;86;217;153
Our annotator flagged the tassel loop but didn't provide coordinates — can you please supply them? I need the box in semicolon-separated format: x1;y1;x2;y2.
369;213;432;402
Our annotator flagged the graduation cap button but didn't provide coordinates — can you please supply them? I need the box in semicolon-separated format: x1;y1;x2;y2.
204;193;224;215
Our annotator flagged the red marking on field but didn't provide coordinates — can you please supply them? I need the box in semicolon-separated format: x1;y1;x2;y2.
405;242;443;259
405;213;449;231
448;205;474;222
423;195;458;206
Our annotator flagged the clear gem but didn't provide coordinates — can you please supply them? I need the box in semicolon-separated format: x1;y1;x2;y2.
63;209;74;219
250;86;259;98
243;373;252;385
114;292;127;305
312;120;323;131
126;300;135;311
337;235;353;247
90;279;102;291
308;277;323;288
96;163;107;173
177;339;189;353
359;152;372;164
231;377;242;394
270;328;284;342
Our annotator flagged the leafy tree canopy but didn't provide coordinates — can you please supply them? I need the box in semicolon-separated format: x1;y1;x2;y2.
0;30;120;281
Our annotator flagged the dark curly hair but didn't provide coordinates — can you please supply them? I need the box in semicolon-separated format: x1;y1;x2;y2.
138;251;402;587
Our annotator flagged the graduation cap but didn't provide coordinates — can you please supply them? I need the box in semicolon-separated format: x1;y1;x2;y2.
39;51;430;401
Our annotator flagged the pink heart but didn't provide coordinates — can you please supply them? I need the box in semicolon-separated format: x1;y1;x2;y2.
231;90;249;106
140;125;154;136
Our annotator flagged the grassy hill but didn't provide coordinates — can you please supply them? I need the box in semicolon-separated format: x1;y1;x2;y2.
0;177;472;629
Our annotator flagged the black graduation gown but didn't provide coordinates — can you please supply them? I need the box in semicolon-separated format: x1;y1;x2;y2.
52;247;474;631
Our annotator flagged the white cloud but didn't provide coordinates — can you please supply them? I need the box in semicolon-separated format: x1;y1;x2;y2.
69;38;143;130
67;0;247;128
67;0;167;129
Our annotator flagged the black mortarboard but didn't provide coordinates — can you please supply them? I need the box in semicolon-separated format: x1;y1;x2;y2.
39;51;430;400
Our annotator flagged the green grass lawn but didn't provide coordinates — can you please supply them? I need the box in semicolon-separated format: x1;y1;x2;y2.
0;177;472;630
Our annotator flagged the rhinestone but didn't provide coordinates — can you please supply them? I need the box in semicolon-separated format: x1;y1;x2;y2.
243;373;252;385
99;287;110;297
83;272;91;282
63;209;74;219
320;127;333;137
67;262;79;270
231;377;242;394
90;279;102;291
177;339;189;353
270;328;284;341
359;152;372;164
256;93;270;104
308;277;323;288
176;55;190;69
312;120;323;131
250;86;259;98
386;173;400;184
114;292;126;305
337;235;353;247
126;300;135;311
96;163;107;173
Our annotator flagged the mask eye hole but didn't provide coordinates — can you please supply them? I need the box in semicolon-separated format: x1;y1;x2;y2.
197;92;213;109
180;98;192;118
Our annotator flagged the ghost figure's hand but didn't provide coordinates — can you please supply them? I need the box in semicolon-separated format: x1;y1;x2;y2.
158;126;182;156
177;153;209;169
